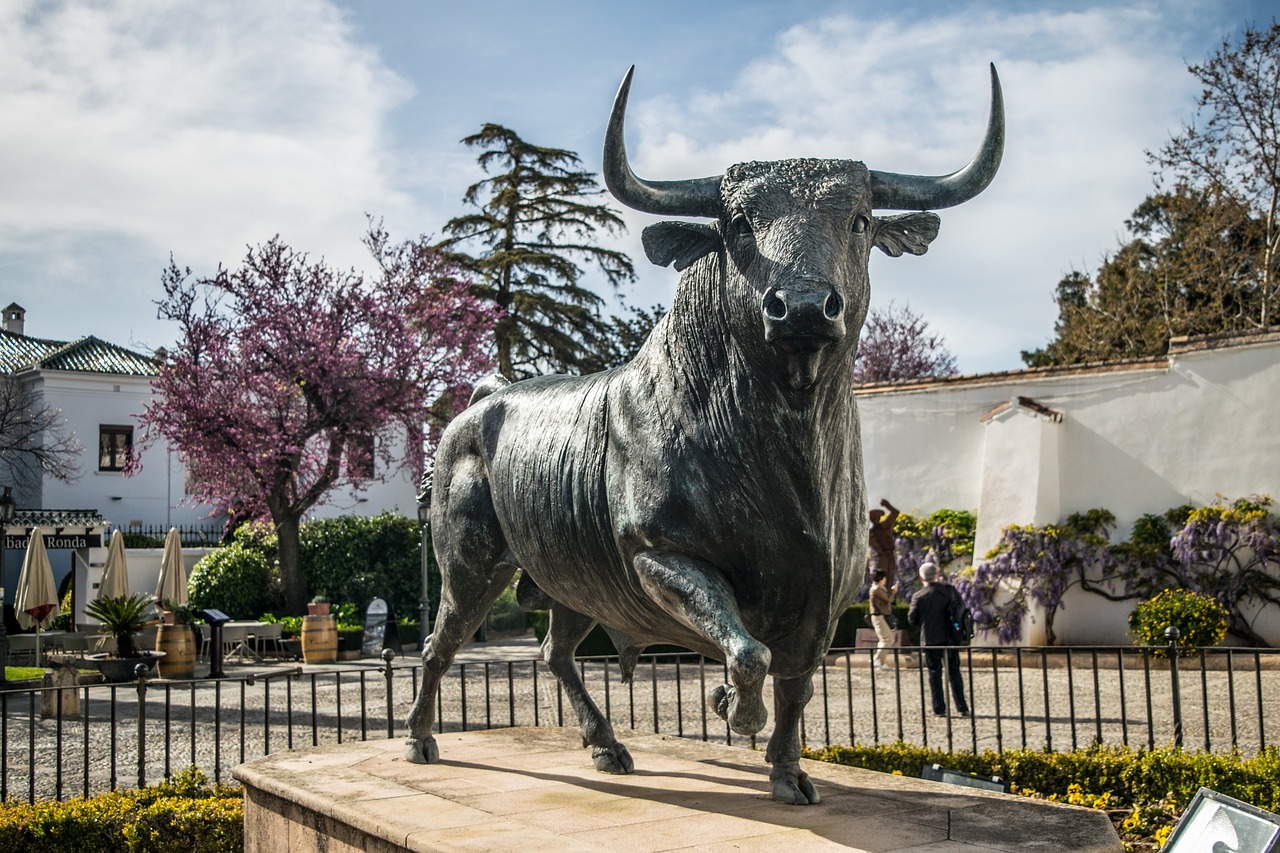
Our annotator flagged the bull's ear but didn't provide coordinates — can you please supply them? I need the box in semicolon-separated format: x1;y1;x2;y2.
642;222;722;271
873;212;941;257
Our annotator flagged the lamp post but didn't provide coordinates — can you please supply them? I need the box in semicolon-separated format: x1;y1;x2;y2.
0;486;16;686
416;464;432;652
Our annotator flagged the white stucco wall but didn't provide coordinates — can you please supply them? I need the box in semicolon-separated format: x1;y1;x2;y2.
23;368;418;530
31;370;211;529
856;331;1280;644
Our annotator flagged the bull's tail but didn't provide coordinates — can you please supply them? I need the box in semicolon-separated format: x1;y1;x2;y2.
418;374;511;516
468;373;511;407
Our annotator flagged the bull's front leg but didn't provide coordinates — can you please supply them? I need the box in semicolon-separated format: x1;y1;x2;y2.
633;552;770;736
766;673;820;804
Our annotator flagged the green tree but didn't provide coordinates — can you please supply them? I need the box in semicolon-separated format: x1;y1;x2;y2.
583;300;666;372
1150;21;1280;328
1023;187;1266;366
1025;22;1280;366
438;124;636;379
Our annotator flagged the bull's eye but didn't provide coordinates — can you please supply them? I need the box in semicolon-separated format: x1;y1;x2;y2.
851;214;870;235
728;213;755;258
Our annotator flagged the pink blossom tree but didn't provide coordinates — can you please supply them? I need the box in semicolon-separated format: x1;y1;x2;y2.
854;301;958;385
137;224;497;613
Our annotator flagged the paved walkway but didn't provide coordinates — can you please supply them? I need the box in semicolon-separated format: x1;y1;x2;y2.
237;728;1123;852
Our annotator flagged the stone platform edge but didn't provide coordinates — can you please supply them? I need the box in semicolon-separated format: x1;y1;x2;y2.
233;727;1121;853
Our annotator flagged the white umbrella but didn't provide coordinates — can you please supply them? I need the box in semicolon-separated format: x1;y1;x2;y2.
15;530;58;661
155;528;188;607
98;529;130;600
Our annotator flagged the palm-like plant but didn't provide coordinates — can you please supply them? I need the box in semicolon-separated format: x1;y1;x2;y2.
85;594;155;658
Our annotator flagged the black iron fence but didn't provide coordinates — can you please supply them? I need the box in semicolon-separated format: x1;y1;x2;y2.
120;524;222;547
4;640;1278;803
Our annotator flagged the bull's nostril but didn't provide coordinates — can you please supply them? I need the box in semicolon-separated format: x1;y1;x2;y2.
824;291;843;320
763;290;788;321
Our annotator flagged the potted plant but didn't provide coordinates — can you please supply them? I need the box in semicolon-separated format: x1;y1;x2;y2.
156;600;198;679
307;595;331;617
84;594;166;682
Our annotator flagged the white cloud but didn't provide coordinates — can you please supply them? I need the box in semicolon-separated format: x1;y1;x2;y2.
0;0;412;275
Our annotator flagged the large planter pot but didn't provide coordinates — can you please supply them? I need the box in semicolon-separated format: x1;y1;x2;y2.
88;651;166;683
156;624;196;679
301;615;337;664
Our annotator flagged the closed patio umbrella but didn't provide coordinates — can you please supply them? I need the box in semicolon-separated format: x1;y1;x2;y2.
98;529;130;600
155;528;188;607
15;530;58;661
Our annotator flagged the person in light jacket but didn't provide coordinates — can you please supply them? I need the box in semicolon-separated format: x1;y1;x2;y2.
868;570;898;669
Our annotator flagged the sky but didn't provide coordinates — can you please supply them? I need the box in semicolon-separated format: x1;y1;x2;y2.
0;0;1273;375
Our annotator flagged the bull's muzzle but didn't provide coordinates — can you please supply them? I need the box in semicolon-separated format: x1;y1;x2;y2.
761;285;846;391
761;285;846;346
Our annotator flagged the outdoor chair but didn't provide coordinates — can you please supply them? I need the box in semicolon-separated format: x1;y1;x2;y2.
7;635;38;667
196;623;210;662
251;623;285;660
56;634;90;655
219;624;251;662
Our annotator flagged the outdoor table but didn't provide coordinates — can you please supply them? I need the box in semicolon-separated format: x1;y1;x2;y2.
223;621;268;663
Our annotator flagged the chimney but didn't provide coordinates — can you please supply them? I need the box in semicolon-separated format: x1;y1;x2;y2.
3;303;25;336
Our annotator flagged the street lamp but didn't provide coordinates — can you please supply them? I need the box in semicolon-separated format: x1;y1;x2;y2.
0;486;16;686
416;464;432;652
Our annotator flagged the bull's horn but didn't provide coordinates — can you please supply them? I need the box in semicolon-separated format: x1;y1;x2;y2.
869;63;1005;211
603;66;722;218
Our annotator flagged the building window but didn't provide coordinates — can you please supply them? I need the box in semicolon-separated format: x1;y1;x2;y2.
345;434;375;480
99;425;133;472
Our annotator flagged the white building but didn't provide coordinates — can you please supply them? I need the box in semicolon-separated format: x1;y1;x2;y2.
857;326;1280;644
0;303;419;600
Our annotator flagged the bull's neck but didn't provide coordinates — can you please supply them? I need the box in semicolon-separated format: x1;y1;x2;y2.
637;252;859;459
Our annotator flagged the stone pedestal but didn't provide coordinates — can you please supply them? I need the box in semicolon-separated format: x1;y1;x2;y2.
234;727;1121;852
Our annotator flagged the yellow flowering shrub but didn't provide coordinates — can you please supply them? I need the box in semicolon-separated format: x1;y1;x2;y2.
1129;588;1229;654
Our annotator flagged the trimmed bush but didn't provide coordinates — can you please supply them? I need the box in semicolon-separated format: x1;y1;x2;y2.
188;545;284;620
299;513;426;622
1129;588;1229;654
0;767;242;853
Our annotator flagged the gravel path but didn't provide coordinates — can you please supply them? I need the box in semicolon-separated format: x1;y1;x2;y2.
5;636;1277;802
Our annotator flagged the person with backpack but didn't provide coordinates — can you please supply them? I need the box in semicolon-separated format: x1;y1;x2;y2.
906;561;970;717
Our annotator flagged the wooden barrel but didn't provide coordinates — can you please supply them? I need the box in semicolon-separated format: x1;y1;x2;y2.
156;625;196;679
302;615;338;664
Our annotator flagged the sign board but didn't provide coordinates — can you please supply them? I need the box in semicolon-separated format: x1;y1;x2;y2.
362;598;402;657
5;533;102;551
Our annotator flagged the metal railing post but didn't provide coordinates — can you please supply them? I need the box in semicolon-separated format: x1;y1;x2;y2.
383;649;396;738
1165;626;1183;748
135;663;149;789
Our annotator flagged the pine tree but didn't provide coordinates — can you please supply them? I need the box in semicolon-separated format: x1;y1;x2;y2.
438;124;636;379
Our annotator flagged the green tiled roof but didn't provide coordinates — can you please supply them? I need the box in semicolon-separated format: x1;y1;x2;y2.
0;331;158;377
11;509;108;528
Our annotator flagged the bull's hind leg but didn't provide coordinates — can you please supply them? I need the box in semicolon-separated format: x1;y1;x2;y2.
633;551;770;736
404;563;515;763
765;673;819;804
543;603;633;774
405;445;515;764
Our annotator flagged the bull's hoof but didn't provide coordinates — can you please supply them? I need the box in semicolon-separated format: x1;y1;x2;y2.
404;736;439;765
711;683;767;736
711;684;733;721
770;768;819;805
591;742;634;774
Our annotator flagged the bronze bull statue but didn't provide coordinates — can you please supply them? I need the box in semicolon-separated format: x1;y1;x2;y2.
406;65;1004;804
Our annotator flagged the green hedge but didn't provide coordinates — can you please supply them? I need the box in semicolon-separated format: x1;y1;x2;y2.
190;513;435;621
807;741;1280;814
0;768;242;853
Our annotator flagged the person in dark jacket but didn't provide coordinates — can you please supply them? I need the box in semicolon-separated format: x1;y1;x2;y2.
907;561;969;716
